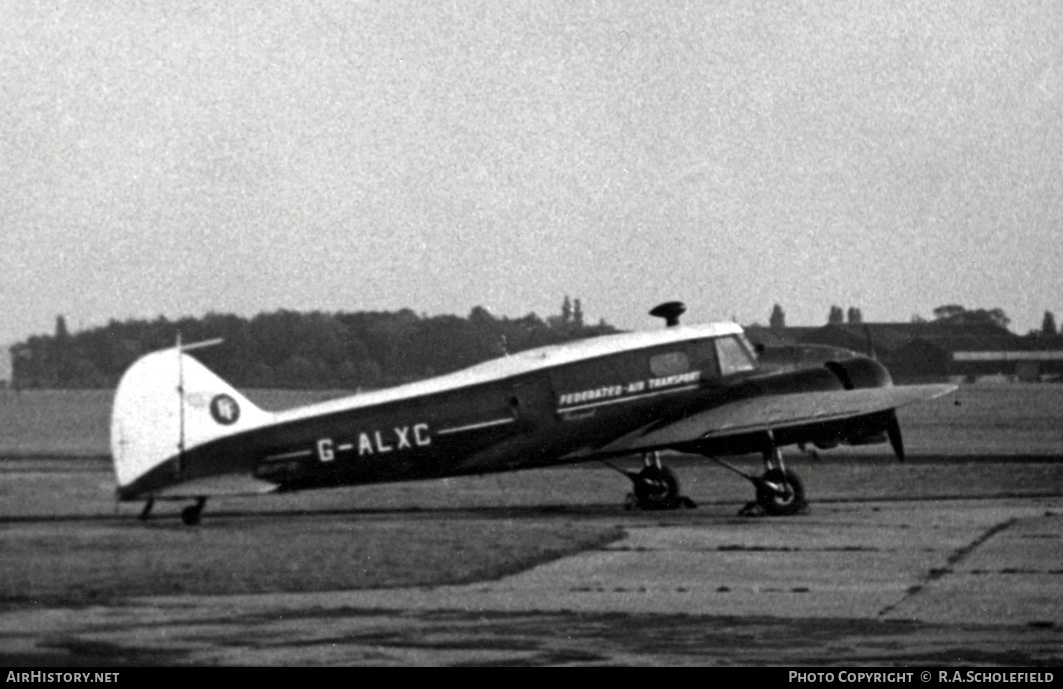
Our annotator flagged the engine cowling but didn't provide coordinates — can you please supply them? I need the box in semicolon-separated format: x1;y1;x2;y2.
823;357;893;390
808;357;896;451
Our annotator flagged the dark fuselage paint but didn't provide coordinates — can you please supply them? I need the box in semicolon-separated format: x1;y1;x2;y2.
117;334;891;501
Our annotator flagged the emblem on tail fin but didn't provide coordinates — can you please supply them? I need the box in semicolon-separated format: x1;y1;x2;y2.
210;394;241;425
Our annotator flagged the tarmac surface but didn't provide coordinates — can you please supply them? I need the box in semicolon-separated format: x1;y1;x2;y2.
2;493;1061;666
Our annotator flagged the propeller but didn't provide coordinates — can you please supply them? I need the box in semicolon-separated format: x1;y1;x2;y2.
863;324;878;360
885;409;905;462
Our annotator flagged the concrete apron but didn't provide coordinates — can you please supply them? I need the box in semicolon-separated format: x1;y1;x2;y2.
237;497;1058;625
2;497;1061;664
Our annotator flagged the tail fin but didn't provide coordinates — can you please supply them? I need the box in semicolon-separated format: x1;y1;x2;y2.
110;343;274;490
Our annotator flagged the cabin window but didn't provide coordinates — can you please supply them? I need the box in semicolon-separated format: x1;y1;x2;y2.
716;335;756;375
649;351;690;377
686;339;720;377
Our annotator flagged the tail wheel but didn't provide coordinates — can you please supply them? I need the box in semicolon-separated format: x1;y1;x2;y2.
181;505;201;526
756;468;806;516
634;465;680;508
181;497;207;526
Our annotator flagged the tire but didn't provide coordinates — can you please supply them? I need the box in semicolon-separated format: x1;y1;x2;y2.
634;465;681;509
756;468;806;516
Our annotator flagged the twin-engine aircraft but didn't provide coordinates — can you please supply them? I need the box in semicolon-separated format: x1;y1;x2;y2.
111;302;955;525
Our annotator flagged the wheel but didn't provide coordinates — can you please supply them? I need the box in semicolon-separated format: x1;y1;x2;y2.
756;468;806;516
633;465;681;509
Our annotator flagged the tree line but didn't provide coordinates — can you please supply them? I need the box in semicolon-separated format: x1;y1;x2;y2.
10;297;616;390
769;303;866;328
766;303;1029;332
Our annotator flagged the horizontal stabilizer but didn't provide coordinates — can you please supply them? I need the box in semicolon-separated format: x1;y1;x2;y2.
148;474;279;499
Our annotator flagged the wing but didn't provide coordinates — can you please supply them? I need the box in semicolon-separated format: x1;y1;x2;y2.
587;383;956;456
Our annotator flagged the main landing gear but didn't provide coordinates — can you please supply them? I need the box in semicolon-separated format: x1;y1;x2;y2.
750;454;805;517
610;435;807;516
709;436;807;517
609;452;697;510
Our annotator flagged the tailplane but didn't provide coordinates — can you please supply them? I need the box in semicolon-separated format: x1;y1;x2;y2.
110;341;274;492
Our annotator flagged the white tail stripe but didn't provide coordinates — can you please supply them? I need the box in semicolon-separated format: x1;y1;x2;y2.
262;449;314;462
436;418;515;435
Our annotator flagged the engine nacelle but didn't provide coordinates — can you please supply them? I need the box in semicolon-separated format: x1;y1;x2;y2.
823;357;893;390
808;357;894;449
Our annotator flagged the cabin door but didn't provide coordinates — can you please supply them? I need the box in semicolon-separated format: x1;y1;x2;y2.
507;376;557;432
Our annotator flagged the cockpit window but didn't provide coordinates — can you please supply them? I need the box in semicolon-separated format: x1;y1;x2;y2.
737;333;759;360
715;335;757;375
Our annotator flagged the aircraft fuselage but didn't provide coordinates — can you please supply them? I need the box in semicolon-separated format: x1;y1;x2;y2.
116;324;891;501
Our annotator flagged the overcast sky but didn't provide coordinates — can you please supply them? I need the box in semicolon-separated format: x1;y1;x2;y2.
3;0;1062;362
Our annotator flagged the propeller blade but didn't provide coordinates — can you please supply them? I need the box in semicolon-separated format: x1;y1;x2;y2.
863;324;878;360
886;409;905;462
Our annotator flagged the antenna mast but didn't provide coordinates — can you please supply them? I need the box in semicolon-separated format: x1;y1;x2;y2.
176;332;185;477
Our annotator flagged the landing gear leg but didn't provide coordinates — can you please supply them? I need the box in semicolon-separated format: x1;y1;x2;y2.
699;434;808;516
138;498;155;521
606;452;696;510
181;497;207;526
753;442;806;516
